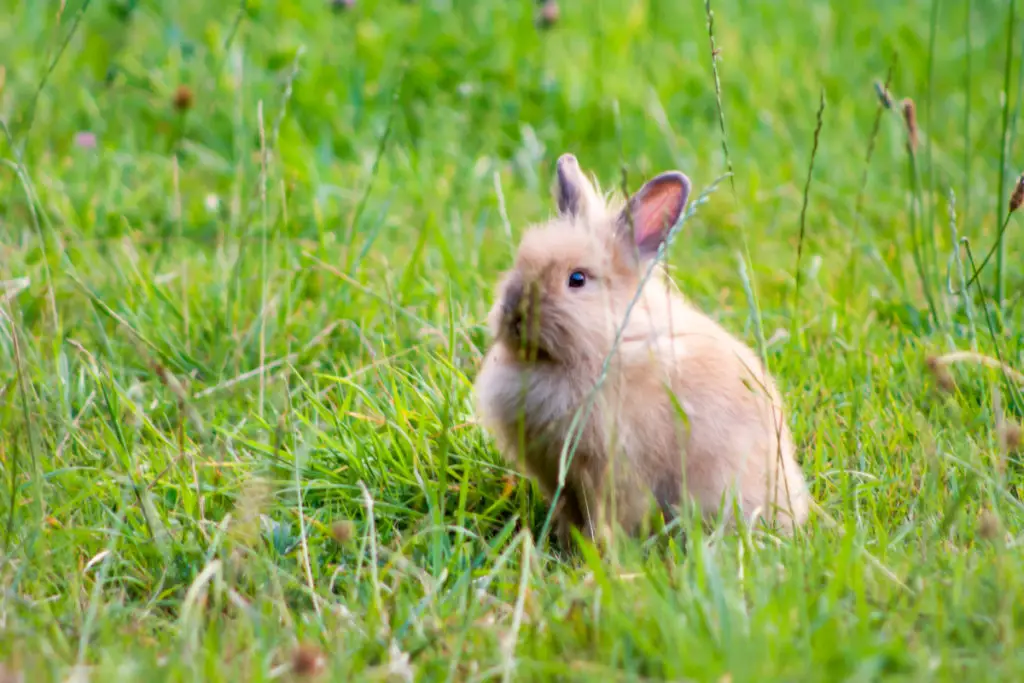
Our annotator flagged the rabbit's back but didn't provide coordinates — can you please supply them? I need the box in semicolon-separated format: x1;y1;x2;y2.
618;296;810;530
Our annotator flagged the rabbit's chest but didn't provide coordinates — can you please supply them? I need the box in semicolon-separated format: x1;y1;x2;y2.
488;365;579;436
480;356;596;438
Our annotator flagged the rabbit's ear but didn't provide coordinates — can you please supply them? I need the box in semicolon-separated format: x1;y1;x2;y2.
555;153;599;217
616;171;691;260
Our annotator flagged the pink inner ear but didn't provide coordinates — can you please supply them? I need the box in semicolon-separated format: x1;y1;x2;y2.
633;180;685;254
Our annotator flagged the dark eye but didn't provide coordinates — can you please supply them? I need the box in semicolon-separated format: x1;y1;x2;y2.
568;270;587;288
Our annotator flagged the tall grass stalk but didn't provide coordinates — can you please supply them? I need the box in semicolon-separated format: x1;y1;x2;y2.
963;0;973;233
537;177;729;546
848;61;896;297
947;189;978;348
792;90;825;335
963;239;1024;411
994;0;1018;305
924;0;944;327
704;0;735;195
902;99;941;327
16;0;93;143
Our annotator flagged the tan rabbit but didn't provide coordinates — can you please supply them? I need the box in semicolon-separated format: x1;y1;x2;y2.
474;153;810;546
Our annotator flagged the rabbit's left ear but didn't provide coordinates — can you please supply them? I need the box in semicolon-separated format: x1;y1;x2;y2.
616;171;691;260
555;153;600;218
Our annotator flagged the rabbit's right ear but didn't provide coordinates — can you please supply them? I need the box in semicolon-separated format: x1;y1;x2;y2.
615;171;691;261
555;153;599;217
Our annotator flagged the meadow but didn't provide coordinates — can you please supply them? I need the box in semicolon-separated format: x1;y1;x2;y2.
1;0;1024;680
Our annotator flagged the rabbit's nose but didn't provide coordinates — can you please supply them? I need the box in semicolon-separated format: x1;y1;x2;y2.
509;311;523;339
502;279;524;331
504;279;524;313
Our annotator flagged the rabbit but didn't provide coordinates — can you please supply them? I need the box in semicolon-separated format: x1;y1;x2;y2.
473;153;810;547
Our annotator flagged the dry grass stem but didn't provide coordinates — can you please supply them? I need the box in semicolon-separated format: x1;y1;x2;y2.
927;351;1024;386
902;98;918;153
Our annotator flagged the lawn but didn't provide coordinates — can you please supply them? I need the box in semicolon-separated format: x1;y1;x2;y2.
1;0;1024;680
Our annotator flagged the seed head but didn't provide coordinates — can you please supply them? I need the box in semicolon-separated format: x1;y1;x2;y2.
1009;172;1024;213
978;509;1002;541
1000;422;1022;452
331;519;356;545
537;0;560;28
292;643;326;678
925;356;954;393
172;85;193;112
873;80;892;109
902;98;918;153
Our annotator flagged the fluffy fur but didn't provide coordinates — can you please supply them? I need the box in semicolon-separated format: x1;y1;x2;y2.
474;153;810;545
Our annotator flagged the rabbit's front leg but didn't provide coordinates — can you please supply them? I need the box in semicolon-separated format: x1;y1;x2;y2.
548;484;585;550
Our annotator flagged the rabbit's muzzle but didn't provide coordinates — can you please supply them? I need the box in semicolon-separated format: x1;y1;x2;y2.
501;278;525;337
500;278;551;361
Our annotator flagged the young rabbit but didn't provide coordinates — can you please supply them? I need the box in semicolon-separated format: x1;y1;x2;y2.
474;153;810;545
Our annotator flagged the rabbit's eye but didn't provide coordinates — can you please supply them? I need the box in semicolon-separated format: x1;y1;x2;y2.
568;270;587;288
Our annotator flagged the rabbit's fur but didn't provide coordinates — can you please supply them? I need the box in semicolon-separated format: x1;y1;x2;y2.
474;154;810;545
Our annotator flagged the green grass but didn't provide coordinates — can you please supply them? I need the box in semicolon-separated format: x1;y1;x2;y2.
2;0;1024;680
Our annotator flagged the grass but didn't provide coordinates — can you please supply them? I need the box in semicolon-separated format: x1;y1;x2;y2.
1;0;1024;680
